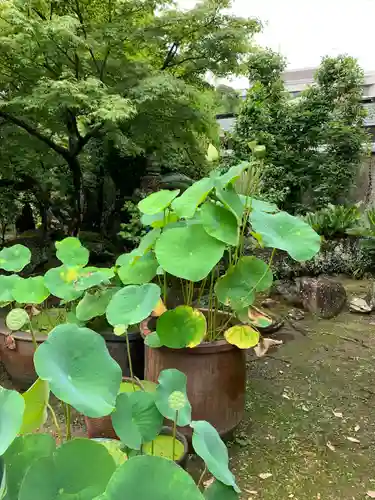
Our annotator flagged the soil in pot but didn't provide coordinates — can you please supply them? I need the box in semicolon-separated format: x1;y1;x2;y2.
143;309;246;441
143;427;188;468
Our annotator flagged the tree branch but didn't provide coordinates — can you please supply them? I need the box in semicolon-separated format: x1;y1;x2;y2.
0;110;70;158
161;42;179;70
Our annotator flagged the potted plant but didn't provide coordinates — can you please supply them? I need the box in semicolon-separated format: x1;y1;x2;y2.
105;151;321;438
0;239;145;389
0;320;241;499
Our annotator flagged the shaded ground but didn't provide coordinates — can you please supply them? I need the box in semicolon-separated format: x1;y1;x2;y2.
1;278;375;499
229;278;375;499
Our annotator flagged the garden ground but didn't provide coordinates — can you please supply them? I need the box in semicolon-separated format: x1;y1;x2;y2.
1;279;374;500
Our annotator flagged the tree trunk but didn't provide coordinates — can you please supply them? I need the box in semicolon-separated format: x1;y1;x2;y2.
67;156;83;235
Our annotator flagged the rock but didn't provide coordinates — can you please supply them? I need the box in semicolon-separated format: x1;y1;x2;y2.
288;308;305;321
349;297;372;314
365;283;375;311
261;298;277;309
272;280;302;306
298;277;347;319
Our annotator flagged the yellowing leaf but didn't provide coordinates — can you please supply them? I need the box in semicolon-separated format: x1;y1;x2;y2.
60;267;80;283
224;324;260;349
152;299;167;317
20;378;50;433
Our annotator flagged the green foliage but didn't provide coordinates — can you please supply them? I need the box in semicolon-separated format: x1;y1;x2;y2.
0;244;31;272
234;51;369;213
118;201;147;247
304;204;361;239
6;308;29;331
0;387;25;455
155;369;192;427
20;379;50;434
156;306;207;348
213;85;242;115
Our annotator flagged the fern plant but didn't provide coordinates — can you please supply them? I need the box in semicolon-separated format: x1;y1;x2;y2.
304;204;361;239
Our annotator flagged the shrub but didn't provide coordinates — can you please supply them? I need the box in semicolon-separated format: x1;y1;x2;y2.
304;204;361;239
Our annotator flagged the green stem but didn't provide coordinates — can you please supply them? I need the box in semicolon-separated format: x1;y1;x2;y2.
65;404;72;441
125;331;135;391
163;272;167;304
172;410;178;461
28;320;38;350
196;277;208;308
47;403;62;443
197;465;207;490
151;439;155;456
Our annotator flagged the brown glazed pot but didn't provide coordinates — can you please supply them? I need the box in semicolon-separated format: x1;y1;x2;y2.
0;319;145;391
142;310;246;441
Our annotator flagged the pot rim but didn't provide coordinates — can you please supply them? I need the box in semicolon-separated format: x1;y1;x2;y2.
158;425;189;465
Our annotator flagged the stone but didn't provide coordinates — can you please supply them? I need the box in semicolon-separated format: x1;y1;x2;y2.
365;283;375;311
261;298;278;309
349;297;372;314
298;277;347;319
288;308;305;321
272;280;302;307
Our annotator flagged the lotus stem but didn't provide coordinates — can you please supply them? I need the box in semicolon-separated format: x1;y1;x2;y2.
151;439;155;456
47;403;62;444
196;276;208;307
172;410;178;461
125;331;135;391
28;320;38;350
197;465;207;490
65;404;72;441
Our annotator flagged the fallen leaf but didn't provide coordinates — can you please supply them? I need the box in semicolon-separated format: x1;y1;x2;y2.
367;492;375;498
254;338;283;357
346;436;360;443
326;441;336;452
282;393;291;400
354;424;360;432
332;410;343;418
258;472;273;480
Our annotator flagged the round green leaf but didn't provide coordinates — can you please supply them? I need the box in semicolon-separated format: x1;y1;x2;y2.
55;237;89;267
34;324;122;417
138;190;180;215
20;378;50;434
250;210;321;261
73;267;115;291
224;325;259;349
215;256;273;310
191;420;239;493
239;195;278;213
106;284;161;326
99;455;204;500
111;392;163;450
155;224;225;282
0;387;25;455
19;438;116;500
0;275;21;304
172;177;214;219
144;331;163;348
4;434;55;500
156;306;206;348
76;288;120;322
117;252;158;285
44;266;83;301
6;308;29;331
200;201;239;246
215;185;243;222
137;229;161;254
0;245;31;272
217;161;249;188
13;276;50;305
204;481;239;499
155;369;191;426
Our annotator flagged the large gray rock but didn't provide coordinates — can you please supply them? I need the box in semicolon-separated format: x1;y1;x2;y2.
298;277;347;319
349;297;372;314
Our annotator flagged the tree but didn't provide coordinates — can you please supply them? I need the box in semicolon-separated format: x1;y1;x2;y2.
234;50;369;213
0;0;260;233
214;84;242;114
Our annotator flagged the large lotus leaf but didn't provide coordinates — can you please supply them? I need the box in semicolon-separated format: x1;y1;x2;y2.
55;237;89;267
200;201;239;246
18;438;116;500
111;392;163;450
117;252;158;285
155;369;191;426
215;256;273;310
239;195;278;213
191;421;239;493
0;245;31;272
137;229;161;254
106;284;161;327
138;190;180;215
172;177;214;219
34;324;122;417
76;288;119;322
141;211;179;228
204;481;239;499
44;266;83;301
73;267;115;291
12;276;50;305
224;325;259;349
215;185;243;221
250;210;321;261
155;224;225;282
0;275;21;304
99;455;204;500
0;387;25;455
6;308;29;331
20;378;50;434
4;434;55;500
0;457;5;499
156;306;206;348
217;162;249;189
